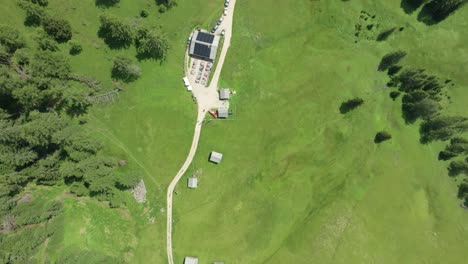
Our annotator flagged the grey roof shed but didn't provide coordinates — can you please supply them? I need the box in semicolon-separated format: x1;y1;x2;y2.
184;256;199;264
209;151;223;164
217;107;229;118
219;89;230;100
188;177;198;189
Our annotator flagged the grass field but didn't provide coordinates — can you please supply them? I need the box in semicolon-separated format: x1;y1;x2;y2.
171;0;468;263
2;0;467;263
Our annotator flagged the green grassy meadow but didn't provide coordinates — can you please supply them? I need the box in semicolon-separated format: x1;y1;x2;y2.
171;0;468;263
2;0;467;263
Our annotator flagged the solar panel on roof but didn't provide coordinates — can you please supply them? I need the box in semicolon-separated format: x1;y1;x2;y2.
196;32;215;43
193;43;211;59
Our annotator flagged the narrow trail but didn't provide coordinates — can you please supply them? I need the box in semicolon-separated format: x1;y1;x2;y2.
166;1;237;263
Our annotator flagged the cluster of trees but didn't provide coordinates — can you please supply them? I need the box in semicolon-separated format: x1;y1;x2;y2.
98;14;169;61
401;0;467;24
386;63;447;124
1;26;140;259
380;52;468;207
1;3;147;261
156;0;177;13
18;1;73;42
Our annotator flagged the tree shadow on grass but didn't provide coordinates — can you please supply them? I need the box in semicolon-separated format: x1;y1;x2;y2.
97;29;132;50
135;52;165;64
95;0;118;8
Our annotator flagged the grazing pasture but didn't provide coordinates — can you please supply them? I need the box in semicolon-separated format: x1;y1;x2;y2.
171;0;468;263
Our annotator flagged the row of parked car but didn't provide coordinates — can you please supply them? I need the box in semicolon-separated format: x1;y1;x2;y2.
210;0;230;35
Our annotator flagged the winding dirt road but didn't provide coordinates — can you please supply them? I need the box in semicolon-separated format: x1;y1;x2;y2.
166;1;237;264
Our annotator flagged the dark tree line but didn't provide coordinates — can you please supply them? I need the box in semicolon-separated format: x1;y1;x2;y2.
401;0;467;24
380;51;468;207
1;3;145;262
98;14;169;60
0;26;140;260
418;0;467;24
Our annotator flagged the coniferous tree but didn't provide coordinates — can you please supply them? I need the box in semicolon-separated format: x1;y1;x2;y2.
378;51;407;71
42;17;72;42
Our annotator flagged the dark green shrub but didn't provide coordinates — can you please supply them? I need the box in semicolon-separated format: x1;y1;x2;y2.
35;31;59;51
0;25;26;53
140;10;149;17
98;14;134;48
69;41;83;55
18;0;46;26
112;56;141;82
390;91;401;100
374;131;392;143
135;28;169;60
42;17;72;42
339;98;364;114
14;48;31;66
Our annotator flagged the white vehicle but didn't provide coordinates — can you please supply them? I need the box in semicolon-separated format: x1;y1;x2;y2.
224;8;228;16
186;85;193;91
224;1;229;7
182;77;190;87
221;29;225;36
217;17;224;25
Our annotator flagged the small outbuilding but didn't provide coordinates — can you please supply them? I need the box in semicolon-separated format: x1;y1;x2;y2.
187;177;198;189
209;151;223;164
217;107;229;118
184;256;199;264
219;89;230;100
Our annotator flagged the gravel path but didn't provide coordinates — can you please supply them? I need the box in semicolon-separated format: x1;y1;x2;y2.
166;1;237;264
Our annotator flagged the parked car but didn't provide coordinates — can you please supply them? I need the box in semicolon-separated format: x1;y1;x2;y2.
224;8;228;16
221;29;225;36
224;1;229;7
211;25;219;33
217;17;224;25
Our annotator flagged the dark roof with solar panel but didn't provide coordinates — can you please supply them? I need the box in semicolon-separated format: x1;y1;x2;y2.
193;43;211;59
196;32;215;43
